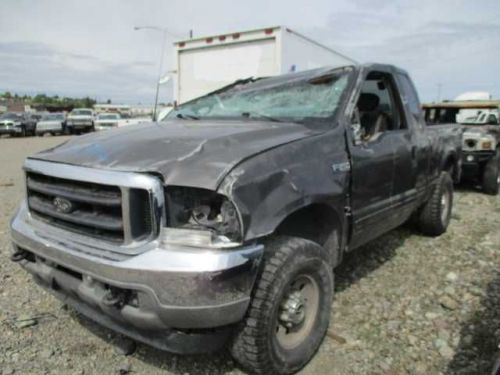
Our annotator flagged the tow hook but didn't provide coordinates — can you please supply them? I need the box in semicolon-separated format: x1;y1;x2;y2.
10;249;28;262
102;289;125;307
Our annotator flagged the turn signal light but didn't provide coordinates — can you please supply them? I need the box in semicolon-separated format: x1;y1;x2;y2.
482;141;493;150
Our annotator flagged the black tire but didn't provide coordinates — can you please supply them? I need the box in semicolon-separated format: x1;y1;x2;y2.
482;156;500;195
231;236;333;375
417;172;453;236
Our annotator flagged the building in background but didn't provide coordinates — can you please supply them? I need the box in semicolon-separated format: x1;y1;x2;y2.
0;98;31;112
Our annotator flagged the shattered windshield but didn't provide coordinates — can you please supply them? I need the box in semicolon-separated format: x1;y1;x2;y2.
169;69;351;123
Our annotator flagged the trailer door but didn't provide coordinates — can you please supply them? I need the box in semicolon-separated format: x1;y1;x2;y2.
178;39;277;103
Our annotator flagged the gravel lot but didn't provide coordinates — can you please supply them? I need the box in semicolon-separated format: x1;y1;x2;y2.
0;136;499;375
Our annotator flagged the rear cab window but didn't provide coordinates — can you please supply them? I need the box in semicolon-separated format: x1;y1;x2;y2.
396;73;424;128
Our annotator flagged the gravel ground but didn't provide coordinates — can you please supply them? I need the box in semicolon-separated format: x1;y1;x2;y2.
0;135;499;375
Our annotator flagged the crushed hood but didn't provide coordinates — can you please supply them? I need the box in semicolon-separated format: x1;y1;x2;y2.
31;120;321;190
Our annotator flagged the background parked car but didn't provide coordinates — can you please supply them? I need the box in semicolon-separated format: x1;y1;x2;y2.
94;112;121;131
0;112;37;137
424;100;500;194
35;113;66;136
66;108;95;134
95;113;153;130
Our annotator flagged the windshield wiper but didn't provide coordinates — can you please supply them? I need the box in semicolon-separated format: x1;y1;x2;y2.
241;112;284;123
176;113;200;120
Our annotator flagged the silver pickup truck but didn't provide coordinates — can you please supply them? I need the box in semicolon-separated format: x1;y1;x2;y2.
66;108;95;134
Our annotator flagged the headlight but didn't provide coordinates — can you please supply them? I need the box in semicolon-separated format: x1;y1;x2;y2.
162;187;242;248
480;135;496;150
464;139;477;149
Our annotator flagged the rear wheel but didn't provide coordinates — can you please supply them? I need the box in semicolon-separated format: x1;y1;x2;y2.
482;156;500;195
417;172;453;236
231;236;333;375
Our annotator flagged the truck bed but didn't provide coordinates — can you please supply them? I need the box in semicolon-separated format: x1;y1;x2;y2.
426;122;463;182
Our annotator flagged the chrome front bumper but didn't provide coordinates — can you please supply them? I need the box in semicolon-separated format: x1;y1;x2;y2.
36;125;62;133
11;203;264;331
0;125;22;134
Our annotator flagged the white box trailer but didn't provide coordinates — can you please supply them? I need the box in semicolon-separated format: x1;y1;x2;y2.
173;26;357;103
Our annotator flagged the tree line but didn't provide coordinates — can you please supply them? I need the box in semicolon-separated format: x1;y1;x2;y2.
0;92;110;110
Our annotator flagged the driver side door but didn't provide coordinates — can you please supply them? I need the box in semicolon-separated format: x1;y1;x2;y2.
349;69;408;249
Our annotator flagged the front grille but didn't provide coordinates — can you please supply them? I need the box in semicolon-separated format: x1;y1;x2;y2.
26;172;153;244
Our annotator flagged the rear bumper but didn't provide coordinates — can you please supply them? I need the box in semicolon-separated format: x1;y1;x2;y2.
11;202;263;338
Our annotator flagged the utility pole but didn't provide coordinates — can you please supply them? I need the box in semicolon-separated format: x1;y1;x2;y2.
134;26;183;120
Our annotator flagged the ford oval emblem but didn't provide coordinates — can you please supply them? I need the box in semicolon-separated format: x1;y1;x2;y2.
53;197;73;213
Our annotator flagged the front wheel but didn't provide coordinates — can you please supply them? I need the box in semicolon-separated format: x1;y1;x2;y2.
231;236;333;375
482;156;500;195
417;171;453;236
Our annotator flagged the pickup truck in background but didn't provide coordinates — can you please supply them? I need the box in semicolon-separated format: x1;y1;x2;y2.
424;100;500;194
35;113;66;136
94;112;153;131
94;112;121;131
11;64;461;375
0;112;37;137
66;108;95;134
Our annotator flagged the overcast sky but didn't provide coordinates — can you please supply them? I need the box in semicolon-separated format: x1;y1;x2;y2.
1;0;499;104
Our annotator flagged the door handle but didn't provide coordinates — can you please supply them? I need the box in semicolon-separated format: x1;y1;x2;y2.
411;146;417;159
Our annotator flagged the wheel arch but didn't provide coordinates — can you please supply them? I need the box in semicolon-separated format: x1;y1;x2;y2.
442;151;460;183
273;202;345;267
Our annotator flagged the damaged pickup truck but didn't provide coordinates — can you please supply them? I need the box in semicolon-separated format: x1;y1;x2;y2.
424;100;500;194
10;64;461;374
